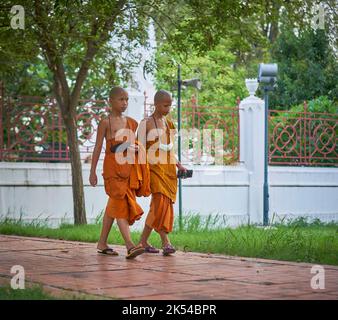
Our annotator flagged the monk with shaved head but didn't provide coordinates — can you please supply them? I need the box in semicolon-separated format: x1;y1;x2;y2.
137;89;187;255
89;86;149;259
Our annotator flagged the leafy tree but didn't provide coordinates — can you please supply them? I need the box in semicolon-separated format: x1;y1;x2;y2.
155;39;246;106
270;27;338;109
0;0;157;224
151;0;337;111
152;0;331;72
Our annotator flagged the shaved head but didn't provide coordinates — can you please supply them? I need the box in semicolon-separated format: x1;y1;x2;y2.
108;86;128;114
109;86;127;99
154;89;172;105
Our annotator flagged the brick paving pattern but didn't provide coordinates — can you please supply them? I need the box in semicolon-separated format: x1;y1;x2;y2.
0;235;337;299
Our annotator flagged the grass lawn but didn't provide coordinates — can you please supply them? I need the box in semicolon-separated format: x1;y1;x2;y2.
0;215;337;266
0;285;56;300
0;284;101;300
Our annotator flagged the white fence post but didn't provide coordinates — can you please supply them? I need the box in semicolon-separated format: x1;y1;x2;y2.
240;79;265;224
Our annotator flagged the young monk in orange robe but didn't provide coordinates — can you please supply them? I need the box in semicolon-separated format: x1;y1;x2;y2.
89;87;149;259
137;90;187;255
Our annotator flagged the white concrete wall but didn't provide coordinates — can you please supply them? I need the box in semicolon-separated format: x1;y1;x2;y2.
0;162;337;228
269;167;338;223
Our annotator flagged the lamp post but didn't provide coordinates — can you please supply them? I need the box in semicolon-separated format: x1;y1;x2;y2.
263;85;270;226
177;65;183;231
257;63;278;226
177;64;202;231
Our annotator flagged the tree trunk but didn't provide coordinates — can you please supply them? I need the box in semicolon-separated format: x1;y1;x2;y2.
268;1;281;43
33;0;123;225
63;113;87;225
269;20;279;43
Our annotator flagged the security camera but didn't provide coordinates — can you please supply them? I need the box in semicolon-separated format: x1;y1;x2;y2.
258;63;278;84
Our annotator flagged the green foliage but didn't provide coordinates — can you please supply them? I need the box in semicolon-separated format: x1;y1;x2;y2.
0;0;154;99
291;96;337;114
0;285;56;300
2;0;336;104
155;39;245;165
155;39;246;106
0;58;53;97
152;1;337;109
270;27;338;109
152;0;322;65
0;284;98;300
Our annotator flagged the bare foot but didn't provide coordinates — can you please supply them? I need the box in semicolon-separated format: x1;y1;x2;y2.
97;242;109;251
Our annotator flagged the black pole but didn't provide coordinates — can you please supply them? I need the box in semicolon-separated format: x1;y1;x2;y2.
263;86;269;226
177;65;183;231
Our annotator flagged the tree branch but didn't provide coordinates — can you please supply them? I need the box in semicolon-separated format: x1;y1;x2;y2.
70;0;127;109
33;0;70;109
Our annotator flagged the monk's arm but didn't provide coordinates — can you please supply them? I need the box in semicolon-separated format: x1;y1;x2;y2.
136;119;148;147
89;120;106;186
176;160;187;171
171;124;187;171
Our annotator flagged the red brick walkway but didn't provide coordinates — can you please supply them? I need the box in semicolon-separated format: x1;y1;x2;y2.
0;235;337;299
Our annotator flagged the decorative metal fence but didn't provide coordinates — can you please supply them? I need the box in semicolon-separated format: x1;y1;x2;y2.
0;88;109;162
1;85;337;167
269;102;338;167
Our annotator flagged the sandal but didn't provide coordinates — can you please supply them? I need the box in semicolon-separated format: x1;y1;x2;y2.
162;244;176;256
144;245;160;253
126;246;145;259
97;247;119;256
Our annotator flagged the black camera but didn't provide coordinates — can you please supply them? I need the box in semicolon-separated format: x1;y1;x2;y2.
177;169;193;179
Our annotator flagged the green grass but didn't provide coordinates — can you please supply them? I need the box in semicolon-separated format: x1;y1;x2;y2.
0;214;337;265
0;284;99;300
0;285;56;300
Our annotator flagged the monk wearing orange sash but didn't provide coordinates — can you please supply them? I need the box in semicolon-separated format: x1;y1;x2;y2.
138;90;187;255
89;87;150;259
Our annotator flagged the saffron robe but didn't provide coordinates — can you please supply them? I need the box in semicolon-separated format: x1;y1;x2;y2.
102;117;150;225
145;119;177;232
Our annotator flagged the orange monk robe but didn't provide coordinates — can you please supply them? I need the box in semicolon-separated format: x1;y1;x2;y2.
102;117;150;225
145;119;177;233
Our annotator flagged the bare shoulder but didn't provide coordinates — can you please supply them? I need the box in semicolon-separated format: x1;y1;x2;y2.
98;117;109;129
142;117;154;129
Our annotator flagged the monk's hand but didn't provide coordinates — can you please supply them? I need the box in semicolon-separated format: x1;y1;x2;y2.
89;172;97;187
177;163;187;173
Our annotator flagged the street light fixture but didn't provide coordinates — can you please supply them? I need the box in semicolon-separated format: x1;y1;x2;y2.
257;63;278;226
177;65;202;231
182;78;202;91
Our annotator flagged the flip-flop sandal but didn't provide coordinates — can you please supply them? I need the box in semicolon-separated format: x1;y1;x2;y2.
97;248;119;256
162;244;176;256
126;246;145;259
144;245;160;253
